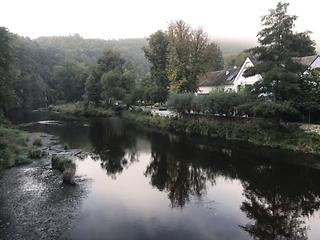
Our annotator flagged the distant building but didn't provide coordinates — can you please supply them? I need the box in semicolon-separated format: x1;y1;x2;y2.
197;55;320;94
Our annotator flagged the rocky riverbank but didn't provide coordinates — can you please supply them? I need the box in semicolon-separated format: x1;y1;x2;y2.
0;132;89;240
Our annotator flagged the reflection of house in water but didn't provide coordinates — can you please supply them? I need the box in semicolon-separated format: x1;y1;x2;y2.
197;55;320;94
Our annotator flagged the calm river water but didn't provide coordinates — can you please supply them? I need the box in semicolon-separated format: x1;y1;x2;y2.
4;110;320;240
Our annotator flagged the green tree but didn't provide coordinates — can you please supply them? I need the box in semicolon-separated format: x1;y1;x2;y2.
53;60;89;102
85;49;137;107
85;69;101;106
167;20;192;93
203;42;224;71
143;30;169;103
167;20;223;93
244;2;316;103
0;27;14;115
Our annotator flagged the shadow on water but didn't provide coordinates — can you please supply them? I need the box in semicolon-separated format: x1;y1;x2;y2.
6;109;320;240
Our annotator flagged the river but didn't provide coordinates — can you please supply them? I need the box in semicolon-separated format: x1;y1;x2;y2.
1;110;320;240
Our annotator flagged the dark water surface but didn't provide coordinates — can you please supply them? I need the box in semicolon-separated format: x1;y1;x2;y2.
5;110;320;240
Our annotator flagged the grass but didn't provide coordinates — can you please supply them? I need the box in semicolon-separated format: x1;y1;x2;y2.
0;118;31;169
49;102;114;117
123;111;320;154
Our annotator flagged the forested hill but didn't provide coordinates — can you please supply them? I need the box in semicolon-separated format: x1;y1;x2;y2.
4;32;257;109
35;35;149;78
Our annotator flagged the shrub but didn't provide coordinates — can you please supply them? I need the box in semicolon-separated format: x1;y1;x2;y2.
51;154;76;184
51;154;74;171
32;138;43;146
15;157;32;166
28;148;45;159
167;93;194;113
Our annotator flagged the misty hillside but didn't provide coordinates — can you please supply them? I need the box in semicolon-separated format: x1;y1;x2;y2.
35;35;257;76
35;35;149;78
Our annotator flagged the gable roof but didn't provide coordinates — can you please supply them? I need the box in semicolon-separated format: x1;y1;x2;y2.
198;68;240;87
293;55;319;66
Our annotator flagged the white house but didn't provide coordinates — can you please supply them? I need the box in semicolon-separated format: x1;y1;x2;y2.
197;55;320;94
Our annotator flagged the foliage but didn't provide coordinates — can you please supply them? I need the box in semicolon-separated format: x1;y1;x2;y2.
167;20;223;93
144;21;224;97
143;31;169;103
167;92;194;113
28;148;46;159
124;111;320;154
0;27;14;114
0;120;30;169
49;102;114;117
244;2;316;104
85;49;137;107
51;154;74;172
167;89;256;117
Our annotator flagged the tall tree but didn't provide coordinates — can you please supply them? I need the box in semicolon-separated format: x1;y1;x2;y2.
166;20;223;93
143;30;169;103
85;69;101;106
203;42;224;71
244;2;316;102
0;27;14;115
167;20;192;93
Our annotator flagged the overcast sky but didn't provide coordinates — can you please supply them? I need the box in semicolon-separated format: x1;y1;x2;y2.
1;0;319;45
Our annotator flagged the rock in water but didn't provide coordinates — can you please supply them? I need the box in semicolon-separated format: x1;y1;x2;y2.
63;162;76;184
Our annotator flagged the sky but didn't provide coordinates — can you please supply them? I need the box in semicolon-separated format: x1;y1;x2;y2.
1;0;319;46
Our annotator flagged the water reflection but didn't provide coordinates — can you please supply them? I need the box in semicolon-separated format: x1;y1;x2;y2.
143;131;320;238
239;163;320;240
88;118;139;178
145;133;216;207
8;110;320;239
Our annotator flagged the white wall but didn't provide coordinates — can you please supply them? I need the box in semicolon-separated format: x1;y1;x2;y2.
197;86;214;94
197;85;233;94
310;56;320;69
233;57;262;92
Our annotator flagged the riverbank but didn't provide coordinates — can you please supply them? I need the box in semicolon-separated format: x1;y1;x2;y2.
123;111;320;154
0;118;31;169
0;131;87;240
48;102;114;117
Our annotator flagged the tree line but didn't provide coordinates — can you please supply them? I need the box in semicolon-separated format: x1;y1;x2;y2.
1;2;320;122
0;21;223;114
0;32;149;114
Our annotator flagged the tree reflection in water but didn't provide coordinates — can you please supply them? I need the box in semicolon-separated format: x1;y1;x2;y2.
239;162;320;240
144;131;320;239
88;118;138;178
87;119;320;239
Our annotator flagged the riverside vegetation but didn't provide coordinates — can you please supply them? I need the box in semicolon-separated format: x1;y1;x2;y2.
0;119;31;169
1;2;320;163
124;110;320;154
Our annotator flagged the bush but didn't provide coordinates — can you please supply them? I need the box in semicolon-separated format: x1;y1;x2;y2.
167;93;194;113
51;154;76;184
15;157;32;166
32;138;43;146
51;154;73;171
0;123;29;169
28;148;46;159
167;90;256;116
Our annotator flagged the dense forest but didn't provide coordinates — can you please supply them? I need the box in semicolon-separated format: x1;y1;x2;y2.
0;33;150;110
0;20;226;111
